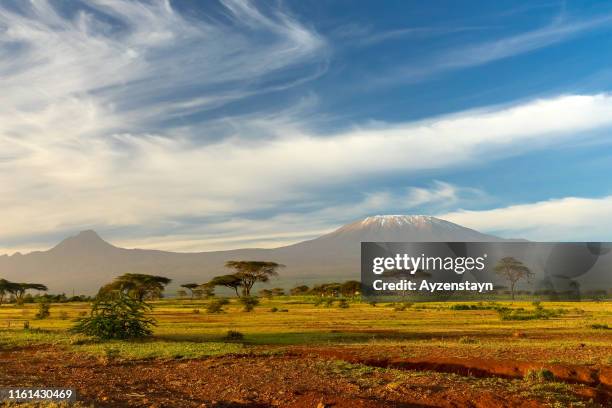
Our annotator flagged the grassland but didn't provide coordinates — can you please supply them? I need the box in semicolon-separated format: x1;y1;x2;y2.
1;298;611;407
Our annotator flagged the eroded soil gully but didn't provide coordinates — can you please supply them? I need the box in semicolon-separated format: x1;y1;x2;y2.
291;347;612;402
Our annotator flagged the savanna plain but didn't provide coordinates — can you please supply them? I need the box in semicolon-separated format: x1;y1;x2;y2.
1;298;611;408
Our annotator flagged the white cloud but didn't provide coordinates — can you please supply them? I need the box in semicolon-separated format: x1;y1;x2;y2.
440;195;612;241
405;181;484;208
3;1;612;252
4;92;612;246
441;14;612;70
374;12;612;85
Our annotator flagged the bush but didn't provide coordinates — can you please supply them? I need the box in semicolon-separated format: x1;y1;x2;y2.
338;299;349;309
35;301;51;319
270;307;278;312
224;330;244;341
450;303;498;311
59;311;69;320
590;323;610;330
497;306;565;321
71;292;156;339
450;304;475;310
238;296;260;312
206;298;230;314
192;309;200;314
524;368;554;383
368;301;377;307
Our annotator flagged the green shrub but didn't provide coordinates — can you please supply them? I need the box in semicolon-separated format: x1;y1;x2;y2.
238;296;260;312
338;299;349;309
206;298;230;314
450;304;474;310
270;307;279;312
524;368;554;382
497;306;566;321
59;311;69;320
71;292;156;340
224;330;244;341
35;301;51;319
590;323;610;330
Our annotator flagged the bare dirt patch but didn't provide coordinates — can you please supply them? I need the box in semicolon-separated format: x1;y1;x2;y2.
0;346;607;407
289;345;612;404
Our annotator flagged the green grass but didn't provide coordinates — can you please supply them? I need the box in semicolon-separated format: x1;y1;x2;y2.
73;340;243;360
0;329;87;349
1;299;611;365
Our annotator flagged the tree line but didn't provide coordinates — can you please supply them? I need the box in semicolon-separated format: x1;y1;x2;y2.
0;279;48;305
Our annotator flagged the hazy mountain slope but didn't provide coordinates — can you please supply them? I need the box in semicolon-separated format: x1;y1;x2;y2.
0;215;501;294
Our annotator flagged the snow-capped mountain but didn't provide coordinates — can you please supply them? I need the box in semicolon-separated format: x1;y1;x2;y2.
0;215;502;293
315;215;499;243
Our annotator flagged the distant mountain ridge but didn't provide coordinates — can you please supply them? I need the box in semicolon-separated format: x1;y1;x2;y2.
0;215;501;294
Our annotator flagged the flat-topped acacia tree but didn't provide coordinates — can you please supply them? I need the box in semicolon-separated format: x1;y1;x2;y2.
224;261;284;297
494;257;533;300
11;282;48;304
208;274;243;297
0;279;13;304
98;273;171;302
180;283;199;299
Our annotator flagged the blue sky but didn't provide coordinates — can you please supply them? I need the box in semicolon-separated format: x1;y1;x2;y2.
2;0;612;252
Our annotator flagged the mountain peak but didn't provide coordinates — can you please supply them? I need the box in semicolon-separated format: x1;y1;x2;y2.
361;214;441;226
319;214;499;242
76;229;102;239
51;230;116;253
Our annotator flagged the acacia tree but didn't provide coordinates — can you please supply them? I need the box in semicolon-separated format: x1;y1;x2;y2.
271;288;285;296
0;279;16;305
494;257;534;300
310;283;342;297
12;283;48;304
181;283;199;299
99;273;171;302
208;274;243;297
225;261;284;297
290;285;309;296
340;280;361;298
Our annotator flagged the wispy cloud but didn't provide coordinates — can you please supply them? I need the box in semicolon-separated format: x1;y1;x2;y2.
405;181;485;209
5;89;612;249
440;195;612;241
374;12;612;85
332;23;489;47
3;1;612;252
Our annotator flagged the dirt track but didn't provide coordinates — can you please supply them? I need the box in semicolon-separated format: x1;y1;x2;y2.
0;346;609;407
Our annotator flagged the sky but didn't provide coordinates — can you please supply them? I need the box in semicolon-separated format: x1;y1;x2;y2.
3;0;612;253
